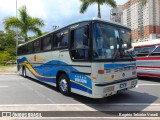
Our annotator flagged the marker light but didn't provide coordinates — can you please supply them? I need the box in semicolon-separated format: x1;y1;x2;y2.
98;70;104;74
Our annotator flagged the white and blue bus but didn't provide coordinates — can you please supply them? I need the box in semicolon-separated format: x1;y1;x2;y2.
17;18;137;98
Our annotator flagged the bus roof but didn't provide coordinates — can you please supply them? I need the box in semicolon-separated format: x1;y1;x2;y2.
132;39;160;47
72;17;130;29
18;17;130;47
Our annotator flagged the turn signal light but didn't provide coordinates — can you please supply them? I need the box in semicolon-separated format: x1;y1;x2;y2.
92;76;97;80
98;70;104;74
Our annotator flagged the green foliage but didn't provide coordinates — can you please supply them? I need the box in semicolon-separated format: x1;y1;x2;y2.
29;32;49;40
0;51;10;64
3;5;45;42
80;0;117;18
0;31;16;64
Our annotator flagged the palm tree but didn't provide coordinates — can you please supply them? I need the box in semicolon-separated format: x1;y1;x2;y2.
3;6;45;42
142;0;160;6
80;0;117;18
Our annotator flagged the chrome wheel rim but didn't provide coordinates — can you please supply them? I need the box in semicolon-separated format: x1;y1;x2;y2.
59;78;68;92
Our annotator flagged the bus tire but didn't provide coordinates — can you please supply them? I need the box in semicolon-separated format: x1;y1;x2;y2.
22;67;27;78
58;74;71;95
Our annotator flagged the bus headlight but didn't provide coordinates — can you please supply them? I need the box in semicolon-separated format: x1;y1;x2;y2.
131;80;137;87
104;85;114;93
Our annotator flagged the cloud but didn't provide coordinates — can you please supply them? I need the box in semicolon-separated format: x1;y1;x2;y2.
0;0;129;33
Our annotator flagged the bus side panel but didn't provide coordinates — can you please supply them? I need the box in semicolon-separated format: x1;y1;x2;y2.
136;56;160;78
55;50;93;97
17;51;94;97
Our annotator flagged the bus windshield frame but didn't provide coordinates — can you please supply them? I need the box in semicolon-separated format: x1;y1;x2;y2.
92;22;133;61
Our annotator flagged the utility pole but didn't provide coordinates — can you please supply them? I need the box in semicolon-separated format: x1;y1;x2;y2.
16;0;18;71
16;0;18;51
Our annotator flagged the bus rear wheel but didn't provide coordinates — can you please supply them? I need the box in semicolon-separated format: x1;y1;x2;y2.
22;67;27;78
58;74;71;95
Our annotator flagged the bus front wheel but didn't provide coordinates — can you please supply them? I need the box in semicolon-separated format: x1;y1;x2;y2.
58;74;71;95
22;67;27;78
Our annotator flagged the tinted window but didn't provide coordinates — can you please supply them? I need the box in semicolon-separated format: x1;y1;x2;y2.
18;46;23;55
119;28;132;49
33;39;41;53
150;46;160;56
93;23;119;59
70;26;89;60
42;36;51;51
135;46;155;57
139;46;155;53
72;26;89;49
23;45;27;54
152;46;160;53
53;30;68;49
18;45;27;55
134;47;141;54
27;42;33;54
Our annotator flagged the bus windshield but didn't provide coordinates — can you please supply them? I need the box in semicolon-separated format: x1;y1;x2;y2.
93;23;132;60
134;45;155;56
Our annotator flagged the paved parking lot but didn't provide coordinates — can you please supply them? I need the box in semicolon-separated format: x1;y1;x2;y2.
0;74;160;119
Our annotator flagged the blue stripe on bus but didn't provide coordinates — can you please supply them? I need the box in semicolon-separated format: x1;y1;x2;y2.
71;81;92;94
104;63;136;69
18;57;92;94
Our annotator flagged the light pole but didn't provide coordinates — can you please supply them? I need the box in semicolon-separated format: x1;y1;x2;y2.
16;0;18;53
16;0;18;71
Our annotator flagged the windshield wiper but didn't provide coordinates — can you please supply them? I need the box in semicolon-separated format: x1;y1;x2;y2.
113;48;120;61
125;48;134;60
112;37;121;61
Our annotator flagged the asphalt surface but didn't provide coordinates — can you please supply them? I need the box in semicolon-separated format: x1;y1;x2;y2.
0;74;160;119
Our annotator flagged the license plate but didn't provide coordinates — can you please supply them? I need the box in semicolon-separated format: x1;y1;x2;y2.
120;82;127;88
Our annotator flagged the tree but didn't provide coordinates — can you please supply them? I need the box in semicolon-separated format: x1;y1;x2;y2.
0;51;10;65
3;6;45;42
142;0;160;6
0;30;16;63
80;0;117;18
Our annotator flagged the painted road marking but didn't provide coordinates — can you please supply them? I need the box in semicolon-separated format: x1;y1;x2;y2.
0;86;8;88
0;103;160;106
138;84;160;86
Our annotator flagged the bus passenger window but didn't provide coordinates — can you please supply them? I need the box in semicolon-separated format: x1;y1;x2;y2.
27;42;33;54
72;27;89;49
42;36;51;51
70;26;89;60
18;46;23;55
53;30;68;49
33;40;41;53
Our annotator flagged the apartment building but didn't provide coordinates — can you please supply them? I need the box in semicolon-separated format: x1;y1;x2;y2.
110;5;123;24
122;0;160;42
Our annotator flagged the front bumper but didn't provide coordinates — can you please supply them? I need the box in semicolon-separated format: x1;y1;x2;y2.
92;77;138;98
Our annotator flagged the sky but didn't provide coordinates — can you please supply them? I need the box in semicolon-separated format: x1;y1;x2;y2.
0;0;128;34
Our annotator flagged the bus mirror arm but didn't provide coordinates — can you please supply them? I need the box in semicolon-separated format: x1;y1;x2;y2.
125;48;134;60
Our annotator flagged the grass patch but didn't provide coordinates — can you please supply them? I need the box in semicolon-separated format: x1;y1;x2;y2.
0;64;16;68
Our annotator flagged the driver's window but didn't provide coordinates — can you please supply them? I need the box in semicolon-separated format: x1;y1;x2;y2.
70;26;89;60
